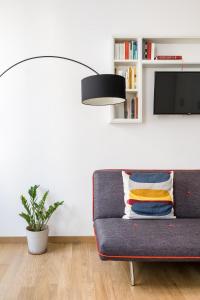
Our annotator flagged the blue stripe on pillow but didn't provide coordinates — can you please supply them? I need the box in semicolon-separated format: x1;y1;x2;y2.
130;172;170;183
132;202;172;216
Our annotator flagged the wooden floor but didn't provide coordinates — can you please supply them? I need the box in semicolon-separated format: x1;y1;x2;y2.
0;242;200;300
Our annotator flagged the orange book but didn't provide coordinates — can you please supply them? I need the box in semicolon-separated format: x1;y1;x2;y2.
125;41;129;60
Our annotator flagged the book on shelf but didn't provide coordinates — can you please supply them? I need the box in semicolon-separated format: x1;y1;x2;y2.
131;98;134;118
115;66;137;89
124;100;128;119
134;96;138;119
143;40;156;60
154;55;183;60
124;96;138;119
147;41;151;60
114;40;138;60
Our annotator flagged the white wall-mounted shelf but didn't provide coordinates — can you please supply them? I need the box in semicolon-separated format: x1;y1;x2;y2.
110;36;200;124
111;118;142;124
114;59;138;64
126;89;138;92
142;60;200;68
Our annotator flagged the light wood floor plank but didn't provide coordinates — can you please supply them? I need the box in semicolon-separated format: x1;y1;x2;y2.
0;243;200;300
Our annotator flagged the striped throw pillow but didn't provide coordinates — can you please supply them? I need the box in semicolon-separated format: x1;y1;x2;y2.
122;171;175;219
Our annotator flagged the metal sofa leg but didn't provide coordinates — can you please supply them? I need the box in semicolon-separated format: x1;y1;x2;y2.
129;261;135;286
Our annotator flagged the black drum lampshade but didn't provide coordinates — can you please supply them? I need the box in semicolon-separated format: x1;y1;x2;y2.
81;74;126;106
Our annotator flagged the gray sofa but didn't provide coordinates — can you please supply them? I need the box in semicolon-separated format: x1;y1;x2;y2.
93;169;200;285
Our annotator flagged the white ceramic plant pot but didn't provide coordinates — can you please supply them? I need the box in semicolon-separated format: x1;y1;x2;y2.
26;225;49;255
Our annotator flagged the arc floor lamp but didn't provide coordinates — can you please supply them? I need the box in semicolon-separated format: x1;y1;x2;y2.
0;55;126;106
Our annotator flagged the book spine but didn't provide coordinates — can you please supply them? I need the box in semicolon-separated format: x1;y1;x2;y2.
115;43;118;60
155;55;182;60
151;43;155;60
134;65;137;89
131;66;134;90
127;98;131;118
131;98;135;118
124;100;128;118
129;42;132;59
125;41;129;60
142;40;145;59
128;67;132;89
134;96;138;119
123;43;125;60
133;42;135;59
119;43;122;60
131;41;134;59
118;43;121;59
121;43;124;60
125;70;129;89
134;42;138;59
147;41;152;60
144;42;148;59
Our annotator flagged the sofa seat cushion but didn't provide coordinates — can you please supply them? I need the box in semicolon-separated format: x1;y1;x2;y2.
94;218;200;261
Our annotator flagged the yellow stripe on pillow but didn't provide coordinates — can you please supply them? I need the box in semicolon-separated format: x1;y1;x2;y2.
129;189;172;201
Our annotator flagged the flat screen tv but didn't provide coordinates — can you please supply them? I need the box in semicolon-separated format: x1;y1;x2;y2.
154;72;200;114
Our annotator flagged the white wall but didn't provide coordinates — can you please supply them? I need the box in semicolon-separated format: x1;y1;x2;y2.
0;0;200;236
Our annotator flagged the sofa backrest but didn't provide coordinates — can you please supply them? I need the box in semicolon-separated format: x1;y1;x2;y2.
93;169;200;220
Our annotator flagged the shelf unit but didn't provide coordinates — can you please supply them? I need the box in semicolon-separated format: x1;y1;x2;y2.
110;36;200;124
111;37;142;124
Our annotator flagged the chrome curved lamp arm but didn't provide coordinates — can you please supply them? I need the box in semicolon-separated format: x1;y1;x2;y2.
0;55;99;78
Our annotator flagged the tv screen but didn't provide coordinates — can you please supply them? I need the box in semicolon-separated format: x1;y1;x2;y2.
154;72;200;114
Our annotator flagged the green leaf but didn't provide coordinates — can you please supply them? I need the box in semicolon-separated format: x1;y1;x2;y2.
19;212;31;225
39;191;49;209
45;201;64;223
21;195;31;215
28;185;39;200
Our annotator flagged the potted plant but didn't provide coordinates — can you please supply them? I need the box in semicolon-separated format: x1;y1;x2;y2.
19;185;64;254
